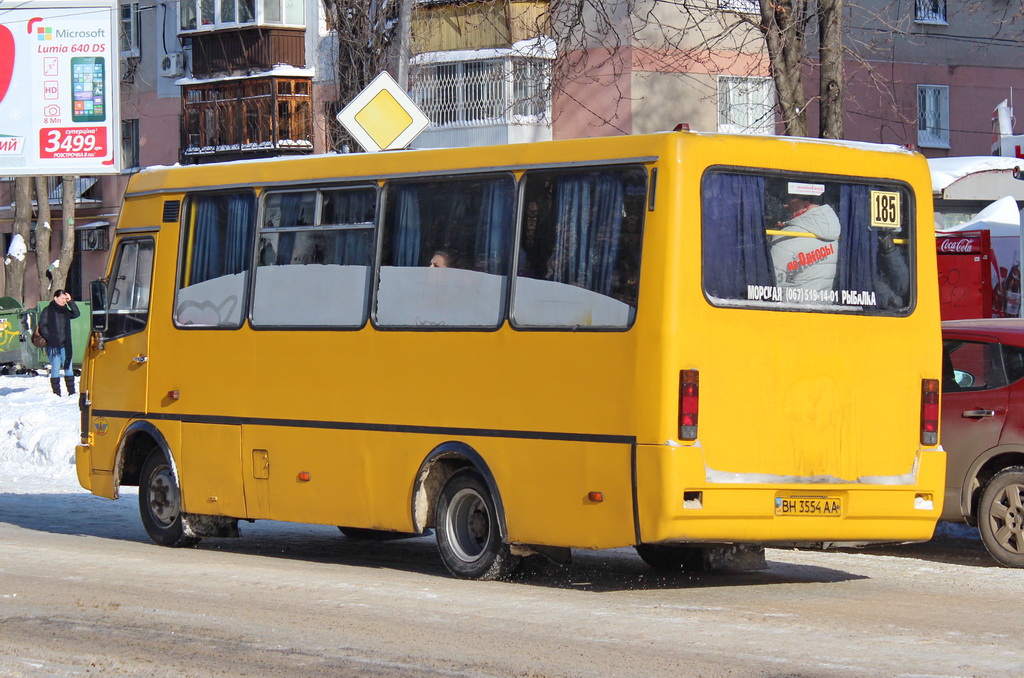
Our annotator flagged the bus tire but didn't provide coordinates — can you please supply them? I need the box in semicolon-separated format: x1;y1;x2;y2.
138;450;200;548
435;468;519;580
635;544;705;573
978;467;1024;568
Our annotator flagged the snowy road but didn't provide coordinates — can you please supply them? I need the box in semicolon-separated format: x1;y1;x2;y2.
0;494;1022;677
1;374;1023;677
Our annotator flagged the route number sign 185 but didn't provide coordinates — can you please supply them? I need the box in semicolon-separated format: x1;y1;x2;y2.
870;190;902;228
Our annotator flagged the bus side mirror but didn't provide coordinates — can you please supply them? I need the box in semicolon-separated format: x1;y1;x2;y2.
90;280;108;333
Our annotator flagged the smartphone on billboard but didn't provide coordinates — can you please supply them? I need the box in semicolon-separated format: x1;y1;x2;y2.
70;56;106;123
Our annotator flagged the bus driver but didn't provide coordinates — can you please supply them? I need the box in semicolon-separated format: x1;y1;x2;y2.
769;195;841;291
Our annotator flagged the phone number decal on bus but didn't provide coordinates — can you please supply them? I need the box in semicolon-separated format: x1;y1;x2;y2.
39;127;108;159
775;495;842;516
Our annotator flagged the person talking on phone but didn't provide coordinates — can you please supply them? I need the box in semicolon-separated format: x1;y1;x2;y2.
38;289;80;397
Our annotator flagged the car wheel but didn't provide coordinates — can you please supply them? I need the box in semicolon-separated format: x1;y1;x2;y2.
977;466;1024;568
138;450;200;548
435;469;519;580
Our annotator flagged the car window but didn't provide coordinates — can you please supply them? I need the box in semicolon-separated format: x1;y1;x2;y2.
943;339;1008;392
1002;344;1024;385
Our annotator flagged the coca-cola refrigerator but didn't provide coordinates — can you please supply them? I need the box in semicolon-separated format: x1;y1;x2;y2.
936;230;1021;320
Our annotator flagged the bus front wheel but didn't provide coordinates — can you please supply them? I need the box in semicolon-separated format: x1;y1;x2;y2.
435;469;519;580
138;450;200;548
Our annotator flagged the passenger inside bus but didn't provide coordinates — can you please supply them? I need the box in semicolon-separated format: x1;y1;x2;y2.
769;194;841;290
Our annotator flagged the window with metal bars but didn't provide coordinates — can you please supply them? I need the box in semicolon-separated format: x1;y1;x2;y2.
915;0;946;24
411;55;551;128
917;85;949;148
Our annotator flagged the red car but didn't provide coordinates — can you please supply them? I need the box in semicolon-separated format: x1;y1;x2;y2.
941;318;1024;567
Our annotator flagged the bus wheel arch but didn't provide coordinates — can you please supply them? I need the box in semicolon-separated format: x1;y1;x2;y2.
114;420;173;491
113;421;201;548
412;442;508;538
413;443;521;578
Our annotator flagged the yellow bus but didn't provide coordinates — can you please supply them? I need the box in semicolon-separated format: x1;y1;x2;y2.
76;130;945;579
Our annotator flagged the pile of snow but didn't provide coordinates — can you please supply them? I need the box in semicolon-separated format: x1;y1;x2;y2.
0;374;81;494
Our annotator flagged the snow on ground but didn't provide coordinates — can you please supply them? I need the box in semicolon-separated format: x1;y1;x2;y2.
0;373;81;495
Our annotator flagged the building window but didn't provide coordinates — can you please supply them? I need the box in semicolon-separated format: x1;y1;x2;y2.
181;77;313;162
718;0;759;14
718;75;774;135
411;54;552;128
122;119;140;169
119;1;140;57
179;0;300;32
915;0;946;24
918;84;950;148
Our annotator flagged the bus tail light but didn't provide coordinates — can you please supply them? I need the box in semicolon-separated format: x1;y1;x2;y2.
920;378;939;446
679;369;699;441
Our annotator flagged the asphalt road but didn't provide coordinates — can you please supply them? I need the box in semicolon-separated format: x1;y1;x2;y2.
0;491;1021;678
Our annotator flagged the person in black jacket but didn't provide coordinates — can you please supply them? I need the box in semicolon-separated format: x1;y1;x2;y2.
38;289;80;396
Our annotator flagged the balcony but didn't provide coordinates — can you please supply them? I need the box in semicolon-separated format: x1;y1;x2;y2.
181;75;313;164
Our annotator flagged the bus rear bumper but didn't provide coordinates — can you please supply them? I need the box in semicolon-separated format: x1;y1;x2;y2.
635;445;945;545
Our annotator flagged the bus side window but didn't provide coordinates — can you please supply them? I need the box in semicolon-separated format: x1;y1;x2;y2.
375;175;515;329
512;166;646;329
252;187;376;328
174;191;256;328
106;237;155;339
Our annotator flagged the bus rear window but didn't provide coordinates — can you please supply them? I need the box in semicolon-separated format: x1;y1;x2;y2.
701;171;913;315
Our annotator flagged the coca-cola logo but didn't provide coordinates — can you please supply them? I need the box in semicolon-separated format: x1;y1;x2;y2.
938;238;981;254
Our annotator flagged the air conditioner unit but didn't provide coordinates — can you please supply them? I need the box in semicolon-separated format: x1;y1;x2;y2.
159;52;185;78
78;228;109;252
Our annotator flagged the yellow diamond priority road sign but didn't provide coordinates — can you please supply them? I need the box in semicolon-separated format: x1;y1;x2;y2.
336;72;430;153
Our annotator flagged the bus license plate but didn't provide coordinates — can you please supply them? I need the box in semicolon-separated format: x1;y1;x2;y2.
775;495;842;516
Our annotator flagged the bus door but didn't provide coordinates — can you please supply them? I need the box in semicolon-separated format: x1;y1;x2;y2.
90;235;156;471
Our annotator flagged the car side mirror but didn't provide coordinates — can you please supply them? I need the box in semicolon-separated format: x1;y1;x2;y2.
953;369;975;389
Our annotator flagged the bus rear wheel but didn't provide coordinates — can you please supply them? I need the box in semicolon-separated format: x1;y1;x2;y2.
435;469;519;580
978;467;1024;568
138;450;200;548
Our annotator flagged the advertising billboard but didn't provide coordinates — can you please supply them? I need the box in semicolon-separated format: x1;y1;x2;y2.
0;0;120;175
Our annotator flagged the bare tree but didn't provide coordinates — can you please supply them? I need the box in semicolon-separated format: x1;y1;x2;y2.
542;0;847;138
53;176;77;293
320;0;400;151
3;177;33;303
33;176;53;299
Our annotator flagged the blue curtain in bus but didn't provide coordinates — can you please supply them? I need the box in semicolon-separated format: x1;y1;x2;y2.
475;180;514;274
189;194;253;284
328;191;374;265
224;194;254;275
702;173;771;298
273;193;308;264
392;185;422;266
550;173;623;295
838;184;876;293
190;197;221;284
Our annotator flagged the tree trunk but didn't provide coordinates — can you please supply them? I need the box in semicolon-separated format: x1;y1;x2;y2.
54;176;77;293
759;0;809;137
34;176;53;300
3;177;33;303
817;0;844;139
